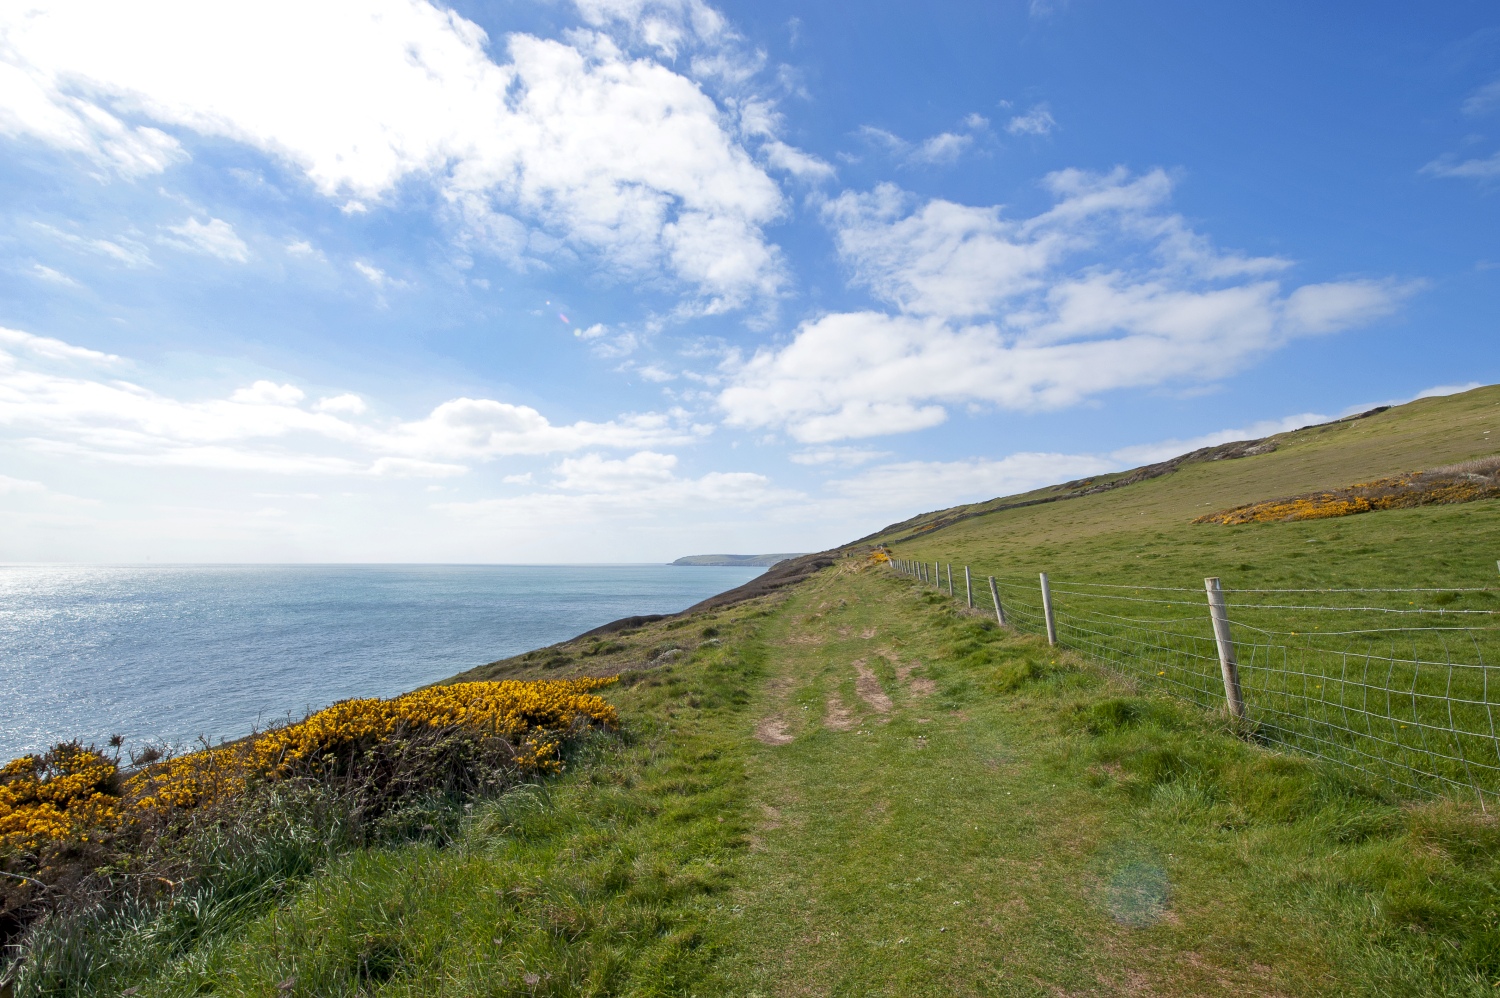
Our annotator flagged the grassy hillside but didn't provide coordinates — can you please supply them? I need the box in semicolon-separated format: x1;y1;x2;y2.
7;386;1500;996
875;384;1500;592
35;564;1499;996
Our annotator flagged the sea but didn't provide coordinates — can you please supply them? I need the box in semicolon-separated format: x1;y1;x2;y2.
0;564;762;762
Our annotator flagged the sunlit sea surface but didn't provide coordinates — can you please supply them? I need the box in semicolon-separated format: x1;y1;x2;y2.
0;564;761;761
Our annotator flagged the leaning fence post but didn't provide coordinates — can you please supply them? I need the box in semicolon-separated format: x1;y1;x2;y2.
989;576;1006;627
946;563;954;597
964;566;973;608
1204;577;1245;719
1040;572;1057;646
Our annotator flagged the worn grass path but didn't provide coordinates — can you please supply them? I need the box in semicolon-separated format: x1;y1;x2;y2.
710;562;1495;997
74;560;1497;997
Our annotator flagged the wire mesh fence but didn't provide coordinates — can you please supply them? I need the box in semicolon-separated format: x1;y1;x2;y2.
888;557;1500;808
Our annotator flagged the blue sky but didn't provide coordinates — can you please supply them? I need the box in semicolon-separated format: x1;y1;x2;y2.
0;0;1495;562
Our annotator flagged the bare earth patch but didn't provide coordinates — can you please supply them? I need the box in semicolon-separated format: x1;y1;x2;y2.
851;659;892;713
825;693;857;731
860;627;877;639
894;657;936;696
755;716;795;745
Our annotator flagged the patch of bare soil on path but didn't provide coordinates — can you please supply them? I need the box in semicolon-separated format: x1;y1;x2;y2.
851;659;892;713
893;656;936;696
824;693;857;731
860;627;877;639
755;716;794;745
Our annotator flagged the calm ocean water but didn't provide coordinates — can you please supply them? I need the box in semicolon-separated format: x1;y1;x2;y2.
0;564;761;761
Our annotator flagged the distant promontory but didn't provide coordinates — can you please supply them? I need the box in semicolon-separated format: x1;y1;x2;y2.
670;553;805;567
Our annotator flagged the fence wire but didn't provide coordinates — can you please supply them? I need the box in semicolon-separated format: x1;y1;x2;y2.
888;557;1500;807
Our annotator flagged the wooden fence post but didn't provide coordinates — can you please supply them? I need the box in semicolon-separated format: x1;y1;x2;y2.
946;563;954;597
1204;577;1246;719
1040;572;1057;647
989;576;1005;627
964;566;973;608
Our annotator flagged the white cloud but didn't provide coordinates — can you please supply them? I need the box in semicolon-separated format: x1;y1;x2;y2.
161;217;249;262
1006;103;1056;137
0;475;47;496
911;131;971;164
315;393;367;415
789;446;889;467
637;364;675;382
384;398;707;460
29;263;81;287
0;0;787;311
859;121;981;167
831;451;1111;509
0;326;710;476
286;239;323;259
438;448;799;528
229;381;305;405
0;473;97;505
553;450;679;490
354;261;398;288
369;456;468;478
723;169;1410;442
575;323;639;357
1422;152;1500;180
572;0;731;61
1463;80;1500;117
762;140;835;180
33;223;151;267
0;326;120;364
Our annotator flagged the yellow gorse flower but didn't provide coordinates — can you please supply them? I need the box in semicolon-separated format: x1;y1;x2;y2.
0;678;617;856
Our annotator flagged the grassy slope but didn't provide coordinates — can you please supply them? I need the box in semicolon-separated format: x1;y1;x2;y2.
876;385;1500;591
116;566;1500;997
44;386;1500;996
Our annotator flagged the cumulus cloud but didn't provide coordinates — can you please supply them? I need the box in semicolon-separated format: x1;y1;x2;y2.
721;168;1410;442
315;393;367;415
0;326;709;475
1006;103;1056;137
859;120;983;167
160;217;249;262
437;448;798;528
0;0;787;311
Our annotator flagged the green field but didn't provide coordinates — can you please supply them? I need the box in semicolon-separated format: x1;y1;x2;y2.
10;387;1500;996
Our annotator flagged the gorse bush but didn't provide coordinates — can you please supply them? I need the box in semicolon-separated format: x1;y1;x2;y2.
0;678;618;970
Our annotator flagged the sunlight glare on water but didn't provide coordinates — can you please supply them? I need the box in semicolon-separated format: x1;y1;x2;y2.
0;564;760;760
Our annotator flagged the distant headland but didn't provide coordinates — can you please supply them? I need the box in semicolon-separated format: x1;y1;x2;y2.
670;553;806;567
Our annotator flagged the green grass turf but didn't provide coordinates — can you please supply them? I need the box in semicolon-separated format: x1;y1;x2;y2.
15;386;1500;996
65;565;1500;997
